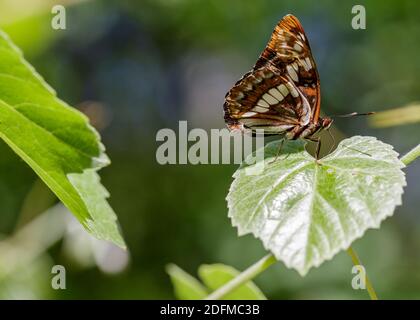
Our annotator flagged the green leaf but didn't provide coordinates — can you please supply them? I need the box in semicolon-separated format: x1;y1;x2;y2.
198;264;266;300
0;30;125;248
166;264;208;300
227;136;406;275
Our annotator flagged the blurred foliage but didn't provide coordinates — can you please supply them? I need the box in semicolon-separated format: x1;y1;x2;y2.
0;0;420;299
167;263;266;300
166;264;209;300
370;103;420;128
197;264;267;300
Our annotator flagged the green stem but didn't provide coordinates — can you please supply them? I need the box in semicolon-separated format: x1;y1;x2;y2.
204;254;277;300
347;246;378;300
400;143;420;166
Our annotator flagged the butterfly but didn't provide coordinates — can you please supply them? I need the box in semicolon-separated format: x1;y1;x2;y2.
223;14;332;158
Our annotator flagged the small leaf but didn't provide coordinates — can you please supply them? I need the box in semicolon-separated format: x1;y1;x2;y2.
0;30;125;247
227;136;406;275
198;264;266;300
166;264;208;300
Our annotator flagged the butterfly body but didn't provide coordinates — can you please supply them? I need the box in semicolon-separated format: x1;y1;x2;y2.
223;14;332;142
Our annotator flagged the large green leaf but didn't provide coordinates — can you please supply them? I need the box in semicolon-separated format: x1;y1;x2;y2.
227;136;405;275
0;30;125;248
198;264;266;300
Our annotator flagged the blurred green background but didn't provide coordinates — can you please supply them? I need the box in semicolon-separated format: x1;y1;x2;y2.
0;0;420;299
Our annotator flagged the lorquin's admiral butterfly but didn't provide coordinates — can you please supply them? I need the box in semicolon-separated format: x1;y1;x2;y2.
223;14;332;158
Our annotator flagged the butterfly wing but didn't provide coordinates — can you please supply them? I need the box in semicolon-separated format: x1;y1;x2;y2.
258;14;321;122
224;64;311;134
224;14;321;133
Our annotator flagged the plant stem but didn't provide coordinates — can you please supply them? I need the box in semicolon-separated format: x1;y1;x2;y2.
347;246;378;300
204;254;277;300
400;143;420;166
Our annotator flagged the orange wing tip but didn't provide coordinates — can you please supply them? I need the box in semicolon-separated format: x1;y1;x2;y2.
277;14;305;33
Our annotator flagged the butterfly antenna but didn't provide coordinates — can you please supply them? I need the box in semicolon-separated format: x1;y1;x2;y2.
332;112;375;118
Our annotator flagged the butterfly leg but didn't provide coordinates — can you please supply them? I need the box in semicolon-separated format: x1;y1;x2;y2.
314;138;321;160
326;128;336;155
326;128;370;157
269;138;285;164
306;137;321;160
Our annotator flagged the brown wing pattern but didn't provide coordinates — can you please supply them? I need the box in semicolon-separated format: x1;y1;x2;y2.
223;14;322;134
224;64;311;134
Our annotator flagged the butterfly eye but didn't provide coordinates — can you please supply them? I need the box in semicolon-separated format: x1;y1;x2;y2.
322;118;333;129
